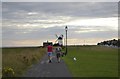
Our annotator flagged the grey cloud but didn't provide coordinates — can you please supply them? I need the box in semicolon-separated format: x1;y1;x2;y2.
68;28;117;39
2;2;118;46
2;26;65;41
2;25;117;40
2;2;118;20
2;0;119;2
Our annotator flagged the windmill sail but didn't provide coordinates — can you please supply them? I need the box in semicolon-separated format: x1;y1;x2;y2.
54;34;63;46
58;34;63;46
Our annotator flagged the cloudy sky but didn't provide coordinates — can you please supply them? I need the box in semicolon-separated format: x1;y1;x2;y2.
2;2;118;47
1;0;119;2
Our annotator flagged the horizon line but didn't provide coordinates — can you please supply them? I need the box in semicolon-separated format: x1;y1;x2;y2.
1;44;97;48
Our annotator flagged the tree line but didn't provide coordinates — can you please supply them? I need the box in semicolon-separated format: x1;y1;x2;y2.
97;39;120;47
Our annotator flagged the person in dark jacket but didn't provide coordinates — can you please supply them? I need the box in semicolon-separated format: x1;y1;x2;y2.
55;47;62;63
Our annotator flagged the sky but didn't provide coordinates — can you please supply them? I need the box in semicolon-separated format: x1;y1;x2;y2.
1;0;119;2
2;2;118;47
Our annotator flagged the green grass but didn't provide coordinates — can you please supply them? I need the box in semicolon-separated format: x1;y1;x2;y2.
2;47;46;77
0;48;2;78
63;45;118;77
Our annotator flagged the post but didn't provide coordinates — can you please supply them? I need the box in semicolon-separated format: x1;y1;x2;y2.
65;26;68;55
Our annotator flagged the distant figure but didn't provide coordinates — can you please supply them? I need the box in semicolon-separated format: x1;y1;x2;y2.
47;45;53;63
55;47;62;63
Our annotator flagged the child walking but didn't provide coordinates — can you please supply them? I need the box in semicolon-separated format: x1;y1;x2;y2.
47;45;53;63
55;47;62;63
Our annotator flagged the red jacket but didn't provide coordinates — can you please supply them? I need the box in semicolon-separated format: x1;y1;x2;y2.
47;45;53;52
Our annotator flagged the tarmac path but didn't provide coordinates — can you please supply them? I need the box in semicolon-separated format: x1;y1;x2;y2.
23;54;72;77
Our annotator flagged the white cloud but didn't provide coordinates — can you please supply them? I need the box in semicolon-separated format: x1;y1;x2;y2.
75;29;105;33
67;38;112;45
27;12;39;15
2;2;118;46
2;39;44;47
65;17;118;31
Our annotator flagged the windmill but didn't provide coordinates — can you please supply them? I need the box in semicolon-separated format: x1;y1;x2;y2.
54;34;63;46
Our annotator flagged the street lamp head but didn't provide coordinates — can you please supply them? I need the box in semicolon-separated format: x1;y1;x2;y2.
65;26;68;31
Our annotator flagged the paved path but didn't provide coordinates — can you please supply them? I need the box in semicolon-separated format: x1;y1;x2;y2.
23;54;72;77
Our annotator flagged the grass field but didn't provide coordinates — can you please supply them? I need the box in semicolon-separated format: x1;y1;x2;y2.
2;47;46;77
0;48;2;78
63;45;118;77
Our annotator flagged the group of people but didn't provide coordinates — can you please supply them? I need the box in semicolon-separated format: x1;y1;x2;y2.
47;45;63;63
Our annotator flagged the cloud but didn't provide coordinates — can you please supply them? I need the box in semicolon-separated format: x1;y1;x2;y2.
2;39;44;47
2;0;119;2
2;2;118;46
65;17;118;30
2;2;118;19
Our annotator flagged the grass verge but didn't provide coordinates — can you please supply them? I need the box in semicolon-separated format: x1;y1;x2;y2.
2;47;46;77
63;45;118;77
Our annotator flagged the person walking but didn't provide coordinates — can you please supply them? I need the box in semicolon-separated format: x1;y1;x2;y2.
47;44;53;63
56;47;62;63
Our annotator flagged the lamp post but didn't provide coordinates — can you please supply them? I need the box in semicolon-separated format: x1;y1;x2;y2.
65;26;68;55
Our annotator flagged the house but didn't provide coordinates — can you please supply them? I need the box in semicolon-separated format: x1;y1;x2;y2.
43;41;53;47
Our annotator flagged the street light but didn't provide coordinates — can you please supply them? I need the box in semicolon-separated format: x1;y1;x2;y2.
65;26;68;55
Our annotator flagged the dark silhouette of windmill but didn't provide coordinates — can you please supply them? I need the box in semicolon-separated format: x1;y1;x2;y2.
54;34;63;47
